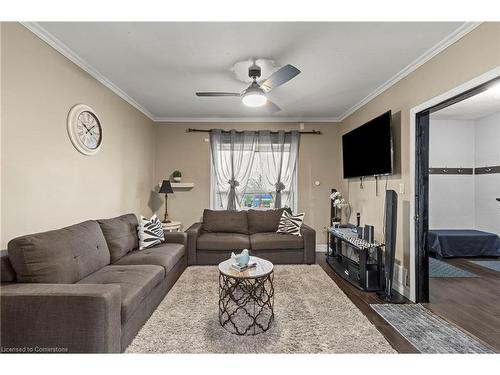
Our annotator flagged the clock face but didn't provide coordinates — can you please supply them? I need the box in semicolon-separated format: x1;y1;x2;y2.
76;111;102;150
67;104;103;155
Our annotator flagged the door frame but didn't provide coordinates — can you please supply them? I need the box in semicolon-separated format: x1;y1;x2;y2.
409;66;500;302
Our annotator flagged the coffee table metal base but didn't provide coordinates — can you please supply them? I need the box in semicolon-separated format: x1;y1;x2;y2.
218;271;274;335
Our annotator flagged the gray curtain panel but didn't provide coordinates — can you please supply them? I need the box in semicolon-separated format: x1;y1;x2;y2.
258;130;300;209
209;129;257;210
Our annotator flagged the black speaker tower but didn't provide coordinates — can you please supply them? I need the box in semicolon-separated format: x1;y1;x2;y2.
377;190;405;303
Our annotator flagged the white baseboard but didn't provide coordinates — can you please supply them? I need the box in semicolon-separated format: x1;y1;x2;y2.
316;244;328;253
393;263;410;298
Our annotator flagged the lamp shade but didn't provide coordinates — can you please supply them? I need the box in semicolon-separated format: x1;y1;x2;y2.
159;180;174;194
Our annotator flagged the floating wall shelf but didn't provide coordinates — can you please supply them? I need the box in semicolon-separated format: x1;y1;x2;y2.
171;182;194;189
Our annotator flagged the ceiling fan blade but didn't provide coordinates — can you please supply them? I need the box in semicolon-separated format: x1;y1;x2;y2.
196;92;240;97
264;100;281;113
260;64;301;93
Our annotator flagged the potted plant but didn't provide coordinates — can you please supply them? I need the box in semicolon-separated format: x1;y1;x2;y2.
172;170;182;182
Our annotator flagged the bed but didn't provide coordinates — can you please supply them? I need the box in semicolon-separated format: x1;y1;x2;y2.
428;229;500;258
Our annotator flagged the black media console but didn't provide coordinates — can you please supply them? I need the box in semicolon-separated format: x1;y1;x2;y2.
326;226;384;292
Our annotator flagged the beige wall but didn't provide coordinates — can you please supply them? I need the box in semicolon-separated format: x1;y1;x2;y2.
154;122;341;244
338;22;500;281
0;23;157;248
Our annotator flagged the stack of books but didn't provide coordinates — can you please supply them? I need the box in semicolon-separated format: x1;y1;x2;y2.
231;261;257;272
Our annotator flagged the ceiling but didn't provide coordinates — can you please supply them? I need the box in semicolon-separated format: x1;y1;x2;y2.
28;22;476;122
431;83;500;120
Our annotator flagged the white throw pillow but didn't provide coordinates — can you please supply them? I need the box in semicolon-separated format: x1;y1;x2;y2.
138;214;165;249
277;210;305;236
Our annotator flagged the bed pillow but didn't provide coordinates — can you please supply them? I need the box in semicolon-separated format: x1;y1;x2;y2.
138;215;165;250
277;211;305;237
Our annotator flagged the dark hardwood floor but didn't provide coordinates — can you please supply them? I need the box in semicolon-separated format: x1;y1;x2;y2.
317;254;419;353
318;254;500;353
426;257;500;352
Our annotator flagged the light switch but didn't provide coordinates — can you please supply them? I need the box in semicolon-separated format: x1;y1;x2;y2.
399;183;405;194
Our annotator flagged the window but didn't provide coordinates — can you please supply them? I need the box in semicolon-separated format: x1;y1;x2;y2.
210;131;299;212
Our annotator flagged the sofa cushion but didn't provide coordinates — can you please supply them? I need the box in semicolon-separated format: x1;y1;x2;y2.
197;233;250;251
0;250;16;282
8;221;111;284
113;243;185;273
98;214;139;262
250;232;304;250
202;209;248;234
77;265;164;324
247;208;286;234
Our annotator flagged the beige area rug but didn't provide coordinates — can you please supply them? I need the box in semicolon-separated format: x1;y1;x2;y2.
127;265;396;353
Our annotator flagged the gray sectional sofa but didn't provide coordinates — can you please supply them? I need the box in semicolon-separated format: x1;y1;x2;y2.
0;214;187;353
186;209;316;265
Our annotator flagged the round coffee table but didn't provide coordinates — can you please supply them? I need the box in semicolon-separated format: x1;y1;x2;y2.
218;256;274;335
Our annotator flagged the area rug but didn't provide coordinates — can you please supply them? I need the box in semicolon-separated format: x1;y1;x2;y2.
127;265;396;353
371;304;495;354
469;260;500;273
429;257;477;278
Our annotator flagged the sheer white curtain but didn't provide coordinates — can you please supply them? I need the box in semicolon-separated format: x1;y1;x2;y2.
258;130;300;209
210;129;257;210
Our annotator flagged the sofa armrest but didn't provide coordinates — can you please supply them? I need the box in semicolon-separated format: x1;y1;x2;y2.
163;231;187;248
185;222;203;265
0;283;122;353
301;224;316;264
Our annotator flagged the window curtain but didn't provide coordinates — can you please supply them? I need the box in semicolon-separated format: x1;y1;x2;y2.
209;129;257;210
258;130;300;209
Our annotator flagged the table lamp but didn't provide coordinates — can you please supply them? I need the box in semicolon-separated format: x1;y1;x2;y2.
159;180;174;223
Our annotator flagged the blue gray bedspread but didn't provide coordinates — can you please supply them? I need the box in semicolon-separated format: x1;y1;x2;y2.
428;229;500;258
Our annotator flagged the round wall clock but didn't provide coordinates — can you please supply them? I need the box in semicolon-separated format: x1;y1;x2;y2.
67;104;103;155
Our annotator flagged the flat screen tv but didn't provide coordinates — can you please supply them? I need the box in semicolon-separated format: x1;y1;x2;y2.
342;110;393;179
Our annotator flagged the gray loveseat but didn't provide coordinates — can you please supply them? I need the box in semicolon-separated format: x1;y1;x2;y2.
0;213;187;353
186;209;316;265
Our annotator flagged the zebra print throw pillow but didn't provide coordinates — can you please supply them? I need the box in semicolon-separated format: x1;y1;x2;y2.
277;210;305;236
138;215;165;249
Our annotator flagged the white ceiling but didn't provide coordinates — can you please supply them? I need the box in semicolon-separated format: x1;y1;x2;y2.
28;22;476;122
431;83;500;120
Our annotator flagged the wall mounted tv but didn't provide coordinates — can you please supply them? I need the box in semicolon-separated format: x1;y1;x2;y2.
342;110;393;179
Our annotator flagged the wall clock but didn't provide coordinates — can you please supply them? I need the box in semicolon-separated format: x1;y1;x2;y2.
67;104;103;155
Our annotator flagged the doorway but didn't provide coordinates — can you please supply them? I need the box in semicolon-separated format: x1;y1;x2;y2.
414;75;500;351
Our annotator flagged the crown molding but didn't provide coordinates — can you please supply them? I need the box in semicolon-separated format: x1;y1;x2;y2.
22;21;481;124
21;22;157;121
153;116;341;123
337;22;483;121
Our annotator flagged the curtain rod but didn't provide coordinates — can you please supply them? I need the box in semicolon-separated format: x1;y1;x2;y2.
186;128;322;135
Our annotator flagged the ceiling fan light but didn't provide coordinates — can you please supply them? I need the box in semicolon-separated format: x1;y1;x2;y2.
242;92;267;107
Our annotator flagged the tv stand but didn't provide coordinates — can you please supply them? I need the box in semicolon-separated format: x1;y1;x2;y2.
326;226;384;292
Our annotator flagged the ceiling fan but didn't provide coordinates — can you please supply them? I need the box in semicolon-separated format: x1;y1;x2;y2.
195;62;301;113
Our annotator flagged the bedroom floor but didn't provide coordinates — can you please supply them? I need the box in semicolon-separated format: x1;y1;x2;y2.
426;257;500;352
